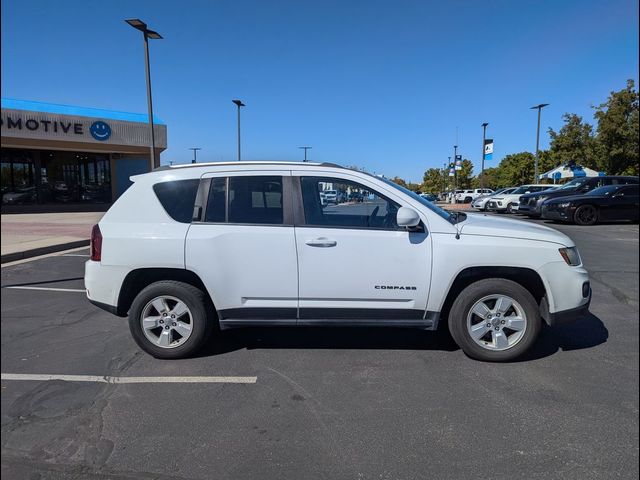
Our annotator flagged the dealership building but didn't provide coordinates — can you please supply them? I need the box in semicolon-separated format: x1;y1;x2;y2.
1;98;167;210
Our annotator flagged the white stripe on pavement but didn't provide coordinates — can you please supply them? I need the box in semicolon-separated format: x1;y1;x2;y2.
62;254;90;257
3;286;85;293
1;373;257;384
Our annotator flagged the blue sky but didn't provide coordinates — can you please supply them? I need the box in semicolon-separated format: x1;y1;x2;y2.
2;0;638;182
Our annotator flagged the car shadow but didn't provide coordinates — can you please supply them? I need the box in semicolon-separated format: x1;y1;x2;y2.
196;326;460;357
518;312;608;361
195;312;608;361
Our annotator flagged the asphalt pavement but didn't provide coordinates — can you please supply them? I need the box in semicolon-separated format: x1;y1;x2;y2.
1;215;638;480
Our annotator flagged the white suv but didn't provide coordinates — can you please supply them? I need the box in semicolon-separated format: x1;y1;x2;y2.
486;184;553;214
85;162;591;362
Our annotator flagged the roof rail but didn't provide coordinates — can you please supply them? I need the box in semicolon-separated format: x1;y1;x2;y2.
153;160;347;172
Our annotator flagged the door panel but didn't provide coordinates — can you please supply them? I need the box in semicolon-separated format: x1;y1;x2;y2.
185;171;298;319
293;173;432;319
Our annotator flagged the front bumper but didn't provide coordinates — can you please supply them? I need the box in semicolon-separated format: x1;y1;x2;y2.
540;284;591;326
537;261;591;325
541;205;572;222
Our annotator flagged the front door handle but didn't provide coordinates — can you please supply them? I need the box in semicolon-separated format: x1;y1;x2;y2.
305;237;337;248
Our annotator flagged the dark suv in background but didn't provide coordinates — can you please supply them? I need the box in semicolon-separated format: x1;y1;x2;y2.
518;176;639;217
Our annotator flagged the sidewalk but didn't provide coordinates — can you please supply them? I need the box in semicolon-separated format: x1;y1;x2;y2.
1;212;104;263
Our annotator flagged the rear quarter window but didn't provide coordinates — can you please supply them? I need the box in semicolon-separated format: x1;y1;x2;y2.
153;179;200;223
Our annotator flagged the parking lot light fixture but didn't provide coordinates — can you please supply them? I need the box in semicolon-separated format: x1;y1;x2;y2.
125;19;163;171
531;103;549;182
189;147;202;164
299;146;312;162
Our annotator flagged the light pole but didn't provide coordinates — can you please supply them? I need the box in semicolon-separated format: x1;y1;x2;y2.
452;145;458;204
442;162;447;196
125;19;162;171
299;146;312;162
531;103;549;182
481;122;489;190
189;147;201;164
232;100;245;161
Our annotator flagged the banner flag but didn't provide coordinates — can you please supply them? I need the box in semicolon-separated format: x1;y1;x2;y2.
484;139;494;161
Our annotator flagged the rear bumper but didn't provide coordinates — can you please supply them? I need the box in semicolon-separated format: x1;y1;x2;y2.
84;260;130;316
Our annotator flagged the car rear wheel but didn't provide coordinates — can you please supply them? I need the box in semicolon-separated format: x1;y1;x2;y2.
128;280;215;359
448;278;541;362
573;204;598;225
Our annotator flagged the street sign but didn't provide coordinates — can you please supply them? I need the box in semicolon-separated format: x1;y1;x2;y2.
484;139;494;160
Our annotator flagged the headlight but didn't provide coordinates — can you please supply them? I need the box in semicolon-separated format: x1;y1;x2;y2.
557;202;571;208
559;247;581;266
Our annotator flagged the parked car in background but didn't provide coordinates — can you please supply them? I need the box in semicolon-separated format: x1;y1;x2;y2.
322;190;338;204
419;193;438;202
446;189;465;203
2;186;37;205
349;191;364;202
471;187;517;211
541;183;639;225
486;184;553;213
518;176;639;217
456;188;494;203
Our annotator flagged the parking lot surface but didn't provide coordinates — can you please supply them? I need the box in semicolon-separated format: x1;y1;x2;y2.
1;216;638;480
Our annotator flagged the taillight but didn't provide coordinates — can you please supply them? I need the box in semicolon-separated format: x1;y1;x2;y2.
90;224;102;261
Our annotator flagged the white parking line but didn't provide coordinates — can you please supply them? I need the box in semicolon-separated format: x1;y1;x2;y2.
62;254;90;257
3;286;85;293
1;373;257;384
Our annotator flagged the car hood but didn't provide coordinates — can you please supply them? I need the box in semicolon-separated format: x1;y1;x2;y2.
459;213;573;246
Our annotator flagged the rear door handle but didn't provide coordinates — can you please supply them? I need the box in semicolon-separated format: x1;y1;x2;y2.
305;237;337;248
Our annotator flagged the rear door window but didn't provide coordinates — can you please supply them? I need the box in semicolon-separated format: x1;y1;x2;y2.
204;176;284;225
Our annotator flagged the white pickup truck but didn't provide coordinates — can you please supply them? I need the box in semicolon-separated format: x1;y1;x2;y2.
456;188;495;203
85;162;591;362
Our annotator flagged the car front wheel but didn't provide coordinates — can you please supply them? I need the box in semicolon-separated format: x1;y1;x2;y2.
448;278;541;362
573;204;598;225
128;280;215;359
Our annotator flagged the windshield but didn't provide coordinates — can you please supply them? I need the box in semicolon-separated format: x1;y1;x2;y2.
379;177;454;223
560;178;589;189
587;185;619;196
510;187;531;194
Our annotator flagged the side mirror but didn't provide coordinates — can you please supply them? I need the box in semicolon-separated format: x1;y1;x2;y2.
525;191;531;194
397;207;421;228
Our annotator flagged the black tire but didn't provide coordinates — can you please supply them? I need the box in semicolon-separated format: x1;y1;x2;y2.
128;280;215;359
573;204;598;225
464;197;473;203
506;203;516;214
448;278;541;362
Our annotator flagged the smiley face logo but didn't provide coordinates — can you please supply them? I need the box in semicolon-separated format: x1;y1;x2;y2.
90;121;112;141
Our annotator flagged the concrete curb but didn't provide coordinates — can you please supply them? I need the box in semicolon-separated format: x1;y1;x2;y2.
1;240;90;264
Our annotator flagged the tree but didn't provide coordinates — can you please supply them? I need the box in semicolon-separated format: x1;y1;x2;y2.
494;152;537;187
547;113;598;170
389;176;408;188
422;168;445;194
593;79;639;175
474;167;500;189
456;159;474;189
